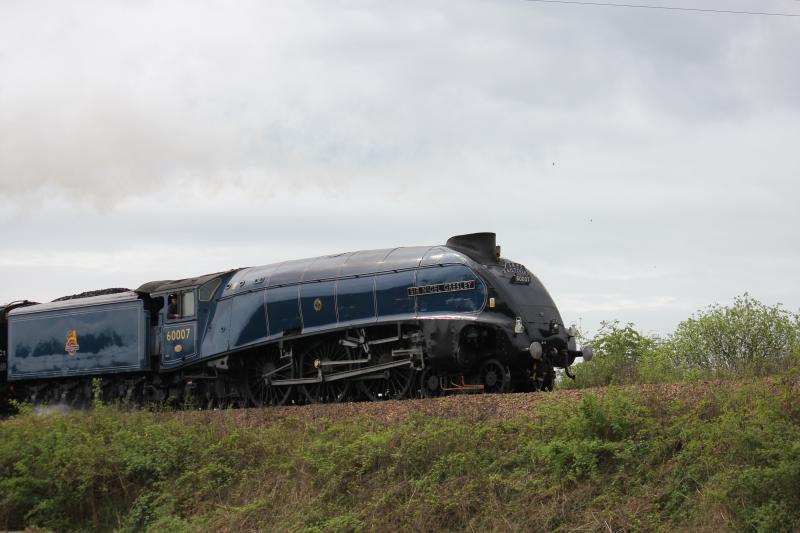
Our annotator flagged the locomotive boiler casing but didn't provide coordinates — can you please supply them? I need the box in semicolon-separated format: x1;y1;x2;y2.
137;234;579;377
143;248;492;368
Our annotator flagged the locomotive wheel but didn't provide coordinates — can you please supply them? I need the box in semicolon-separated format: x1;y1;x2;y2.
60;380;91;409
299;340;352;404
358;347;414;401
246;354;293;407
479;358;511;393
419;367;443;398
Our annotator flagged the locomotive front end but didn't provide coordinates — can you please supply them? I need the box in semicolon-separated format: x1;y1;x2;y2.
486;258;591;380
446;232;591;390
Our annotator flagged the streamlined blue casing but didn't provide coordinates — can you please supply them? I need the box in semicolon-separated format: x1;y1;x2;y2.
4;246;489;380
6;292;149;381
197;246;488;359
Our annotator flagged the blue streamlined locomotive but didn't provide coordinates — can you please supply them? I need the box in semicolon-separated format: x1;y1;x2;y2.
0;233;591;407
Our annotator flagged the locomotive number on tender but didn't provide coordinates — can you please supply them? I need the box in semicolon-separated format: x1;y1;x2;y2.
166;328;192;342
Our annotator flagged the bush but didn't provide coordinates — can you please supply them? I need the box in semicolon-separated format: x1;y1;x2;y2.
668;294;800;377
561;321;674;388
563;294;800;389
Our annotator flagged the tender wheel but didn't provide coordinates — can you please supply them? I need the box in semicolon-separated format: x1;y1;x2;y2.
358;348;414;401
63;380;90;409
479;358;511;393
299;340;352;403
419;367;443;398
246;354;293;406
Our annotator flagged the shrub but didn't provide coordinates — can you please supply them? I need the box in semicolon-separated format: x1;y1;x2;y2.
561;321;669;388
668;294;800;377
563;294;800;389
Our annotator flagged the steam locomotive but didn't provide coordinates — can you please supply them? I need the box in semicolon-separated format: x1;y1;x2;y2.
0;233;591;407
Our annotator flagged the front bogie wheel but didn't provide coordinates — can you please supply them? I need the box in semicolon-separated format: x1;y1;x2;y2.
479;358;511;394
419;367;443;398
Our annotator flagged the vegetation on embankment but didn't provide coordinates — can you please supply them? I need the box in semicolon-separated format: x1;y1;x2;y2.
2;377;799;532
562;293;800;389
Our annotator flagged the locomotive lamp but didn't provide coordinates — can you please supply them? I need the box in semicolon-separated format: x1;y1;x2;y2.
567;326;578;351
529;341;543;360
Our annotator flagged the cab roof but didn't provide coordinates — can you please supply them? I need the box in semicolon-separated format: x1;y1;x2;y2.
135;270;237;295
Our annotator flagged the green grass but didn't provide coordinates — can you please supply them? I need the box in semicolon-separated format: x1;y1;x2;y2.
2;378;799;532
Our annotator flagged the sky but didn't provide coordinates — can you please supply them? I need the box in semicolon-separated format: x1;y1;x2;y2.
1;0;798;337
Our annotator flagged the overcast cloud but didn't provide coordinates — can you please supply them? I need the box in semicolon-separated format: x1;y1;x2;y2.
0;0;798;336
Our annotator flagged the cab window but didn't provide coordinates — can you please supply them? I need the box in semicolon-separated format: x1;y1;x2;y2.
182;291;196;317
198;278;221;302
167;291;196;320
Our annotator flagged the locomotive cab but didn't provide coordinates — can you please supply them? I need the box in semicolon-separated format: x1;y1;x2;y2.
137;271;233;371
161;289;198;367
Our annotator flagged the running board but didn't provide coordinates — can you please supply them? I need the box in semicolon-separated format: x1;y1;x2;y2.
271;359;415;387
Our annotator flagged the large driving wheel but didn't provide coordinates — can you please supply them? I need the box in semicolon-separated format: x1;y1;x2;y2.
358;347;414;401
299;340;352;403
479;358;511;393
246;354;294;406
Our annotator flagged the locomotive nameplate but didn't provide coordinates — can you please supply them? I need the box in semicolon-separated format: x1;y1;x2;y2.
408;280;476;297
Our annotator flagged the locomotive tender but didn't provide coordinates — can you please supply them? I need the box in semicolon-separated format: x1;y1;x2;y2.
0;233;591;407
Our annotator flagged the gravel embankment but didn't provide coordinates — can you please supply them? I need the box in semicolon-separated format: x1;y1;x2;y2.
166;378;798;428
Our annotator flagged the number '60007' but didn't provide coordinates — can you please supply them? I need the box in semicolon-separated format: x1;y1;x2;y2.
166;328;191;342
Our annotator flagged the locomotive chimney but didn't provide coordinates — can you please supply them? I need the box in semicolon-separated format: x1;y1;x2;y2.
445;232;498;264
